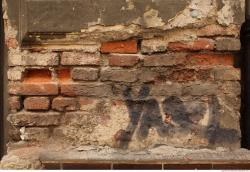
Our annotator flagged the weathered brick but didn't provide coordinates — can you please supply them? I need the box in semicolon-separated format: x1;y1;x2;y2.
214;67;240;81
144;53;186;66
215;37;241;51
61;83;112;97
61;52;100;66
7;111;61;126
24;97;50;111
221;81;241;96
182;82;219;96
150;83;182;96
8;67;25;81
187;54;234;66
71;68;99;81
8;82;59;96
101;69;138;82
79;97;99;111
52;97;77;111
108;54;139;67
197;24;237;37
8;125;21;141
6;38;18;49
101;40;137;54
8;96;21;112
168;38;215;51
141;39;166;54
20;127;50;141
9;52;59;66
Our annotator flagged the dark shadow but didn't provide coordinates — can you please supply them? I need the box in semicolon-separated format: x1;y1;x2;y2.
0;0;5;159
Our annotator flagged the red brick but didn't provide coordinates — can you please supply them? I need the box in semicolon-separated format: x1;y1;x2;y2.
108;54;139;67
24;69;52;83
57;69;71;83
24;97;50;110
187;53;234;66
168;38;215;51
52;97;77;111
101;40;137;54
8;82;59;96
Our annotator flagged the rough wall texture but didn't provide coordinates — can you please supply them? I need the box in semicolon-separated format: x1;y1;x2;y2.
1;0;244;169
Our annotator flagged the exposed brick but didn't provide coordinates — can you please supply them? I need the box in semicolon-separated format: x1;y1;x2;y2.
52;97;77;111
71;68;99;81
187;54;234;66
6;38;18;49
168;38;215;51
8;67;25;81
197;24;237;37
101;69;138;82
9;52;59;66
144;53;186;66
182;82;219;96
150;83;182;96
8;96;21;112
108;54;139;67
61;83;112;97
24;97;50;111
79;97;99;111
215;37;241;51
24;69;52;83
20;127;50;141
61;52;100;66
214;67;240;81
101;40;137;54
8;82;59;96
141;39;166;54
57;69;71;83
8;125;21;141
7;111;61;126
221;81;241;96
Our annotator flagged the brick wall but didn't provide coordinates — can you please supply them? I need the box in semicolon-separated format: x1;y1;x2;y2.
1;0;245;169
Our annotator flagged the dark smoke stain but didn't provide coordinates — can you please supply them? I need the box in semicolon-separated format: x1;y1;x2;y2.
116;85;240;149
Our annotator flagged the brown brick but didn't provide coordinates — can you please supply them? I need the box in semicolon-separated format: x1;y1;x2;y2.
187;54;234;66
197;24;237;37
167;38;215;51
101;40;137;54
213;66;240;81
8;96;21;112
101;69;138;82
71;68;99;81
113;164;162;170
108;54;139;67
52;97;77;111
144;53;186;66
8;82;59;96
215;37;241;51
24;97;50;111
61;83;112;97
7;111;61;127
61;52;100;66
